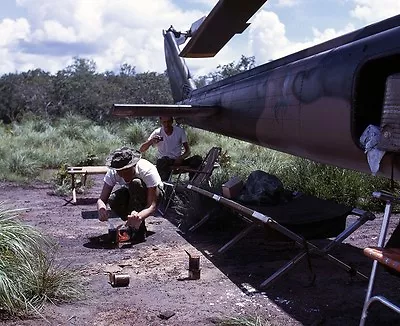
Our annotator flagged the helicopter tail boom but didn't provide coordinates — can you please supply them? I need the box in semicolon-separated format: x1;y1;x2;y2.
163;28;197;103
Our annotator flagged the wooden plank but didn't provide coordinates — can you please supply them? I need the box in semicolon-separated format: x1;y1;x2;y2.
364;247;400;272
67;166;108;174
64;166;108;205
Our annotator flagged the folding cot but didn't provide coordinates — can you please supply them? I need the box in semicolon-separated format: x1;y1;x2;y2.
186;184;376;288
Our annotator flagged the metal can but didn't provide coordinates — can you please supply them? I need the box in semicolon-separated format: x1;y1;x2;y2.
109;273;130;287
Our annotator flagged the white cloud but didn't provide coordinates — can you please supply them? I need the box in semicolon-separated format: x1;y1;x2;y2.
2;0;209;75
95;2;206;73
1;0;397;77
17;0;106;42
34;20;77;43
189;0;217;7
248;10;355;64
350;0;400;23
310;24;355;44
276;0;300;7
0;18;30;47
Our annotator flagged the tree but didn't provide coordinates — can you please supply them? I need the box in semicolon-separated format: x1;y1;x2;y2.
119;63;136;77
0;69;53;121
0;57;174;122
195;55;256;87
52;57;105;119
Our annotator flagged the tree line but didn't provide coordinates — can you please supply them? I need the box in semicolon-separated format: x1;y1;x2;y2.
0;55;255;123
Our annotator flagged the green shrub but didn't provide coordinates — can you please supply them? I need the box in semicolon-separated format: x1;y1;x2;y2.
123;122;148;145
6;152;40;178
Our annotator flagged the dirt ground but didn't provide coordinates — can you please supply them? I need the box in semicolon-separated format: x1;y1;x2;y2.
1;175;400;326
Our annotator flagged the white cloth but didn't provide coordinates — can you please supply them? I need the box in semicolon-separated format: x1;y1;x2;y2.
104;159;162;188
148;126;188;159
360;124;386;175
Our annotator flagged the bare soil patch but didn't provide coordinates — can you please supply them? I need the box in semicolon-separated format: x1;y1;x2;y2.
0;176;399;325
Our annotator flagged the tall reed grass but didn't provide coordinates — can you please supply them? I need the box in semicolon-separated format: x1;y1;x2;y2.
0;116;396;209
0;202;83;316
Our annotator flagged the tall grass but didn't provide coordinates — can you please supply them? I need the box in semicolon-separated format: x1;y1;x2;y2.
0;202;83;316
1;116;397;209
186;127;394;209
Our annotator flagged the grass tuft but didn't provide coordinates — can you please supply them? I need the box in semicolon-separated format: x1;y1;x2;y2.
7;152;40;177
0;202;84;316
0;116;398;209
216;314;273;326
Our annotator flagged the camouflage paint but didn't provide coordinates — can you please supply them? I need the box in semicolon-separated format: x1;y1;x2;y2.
178;17;400;179
117;13;400;180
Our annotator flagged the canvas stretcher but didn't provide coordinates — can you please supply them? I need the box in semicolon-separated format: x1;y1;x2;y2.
186;184;376;288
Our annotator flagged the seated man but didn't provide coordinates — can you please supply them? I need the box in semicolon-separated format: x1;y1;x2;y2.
139;116;202;181
97;147;163;243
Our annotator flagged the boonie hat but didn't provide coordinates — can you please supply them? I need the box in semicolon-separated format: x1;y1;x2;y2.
106;147;141;171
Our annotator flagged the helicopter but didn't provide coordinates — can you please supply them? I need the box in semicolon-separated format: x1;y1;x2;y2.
113;0;400;181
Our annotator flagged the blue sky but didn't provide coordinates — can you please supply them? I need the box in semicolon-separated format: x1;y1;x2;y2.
0;0;398;77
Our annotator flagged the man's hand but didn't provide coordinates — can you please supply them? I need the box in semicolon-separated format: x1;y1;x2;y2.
98;207;108;221
97;186;113;221
152;135;163;144
127;210;143;229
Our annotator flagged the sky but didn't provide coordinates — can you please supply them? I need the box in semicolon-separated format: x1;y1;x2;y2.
0;0;399;78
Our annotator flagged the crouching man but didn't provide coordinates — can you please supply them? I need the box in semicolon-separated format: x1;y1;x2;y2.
97;147;163;243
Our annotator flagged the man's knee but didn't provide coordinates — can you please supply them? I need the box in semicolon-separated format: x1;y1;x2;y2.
156;184;165;203
188;155;203;169
156;157;173;169
130;178;145;190
129;179;147;200
156;157;174;181
109;187;129;208
128;178;148;211
109;187;130;219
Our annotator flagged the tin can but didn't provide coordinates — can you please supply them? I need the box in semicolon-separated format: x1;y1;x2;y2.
109;273;130;287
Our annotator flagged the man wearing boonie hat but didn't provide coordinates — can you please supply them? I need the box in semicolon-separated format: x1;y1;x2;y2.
97;147;163;242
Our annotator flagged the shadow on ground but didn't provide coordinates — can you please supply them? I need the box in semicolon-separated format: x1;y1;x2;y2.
164;208;400;326
83;230;156;249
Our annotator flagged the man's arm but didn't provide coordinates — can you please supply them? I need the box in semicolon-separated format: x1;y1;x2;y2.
175;142;191;165
97;183;113;221
140;136;164;153
127;186;160;229
140;138;152;153
140;130;163;153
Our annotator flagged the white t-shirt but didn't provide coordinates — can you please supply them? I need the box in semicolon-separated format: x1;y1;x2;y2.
148;126;188;159
103;159;162;188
